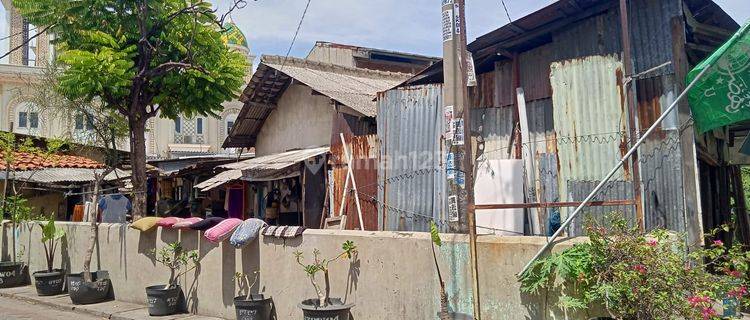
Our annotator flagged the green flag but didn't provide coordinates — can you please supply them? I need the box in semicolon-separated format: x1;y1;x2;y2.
688;21;750;133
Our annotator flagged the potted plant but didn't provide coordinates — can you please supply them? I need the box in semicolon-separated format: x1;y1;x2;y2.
293;240;357;320
233;271;273;320
0;195;31;288
146;242;199;316
67;175;114;305
32;215;66;296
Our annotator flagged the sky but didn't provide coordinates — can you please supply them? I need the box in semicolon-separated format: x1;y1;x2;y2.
219;0;749;63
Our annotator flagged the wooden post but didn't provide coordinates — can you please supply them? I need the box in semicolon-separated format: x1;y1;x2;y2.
619;0;645;231
339;133;365;231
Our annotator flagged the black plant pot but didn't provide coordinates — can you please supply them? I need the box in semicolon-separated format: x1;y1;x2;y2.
234;294;274;320
67;271;113;305
146;285;183;316
0;261;27;288
298;298;353;320
33;269;65;296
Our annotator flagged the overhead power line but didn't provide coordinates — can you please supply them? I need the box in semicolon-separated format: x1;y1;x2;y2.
500;0;512;23
280;0;311;71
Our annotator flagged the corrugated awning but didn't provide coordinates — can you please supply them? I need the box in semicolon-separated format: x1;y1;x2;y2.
195;146;329;191
0;168;130;184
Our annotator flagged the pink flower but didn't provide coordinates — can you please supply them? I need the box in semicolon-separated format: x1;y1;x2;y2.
713;240;724;247
688;295;711;308
728;286;748;298
647;239;658;247
632;264;647;274
701;306;716;320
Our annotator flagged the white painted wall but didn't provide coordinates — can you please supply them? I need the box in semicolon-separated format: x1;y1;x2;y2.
254;84;334;156
1;221;594;319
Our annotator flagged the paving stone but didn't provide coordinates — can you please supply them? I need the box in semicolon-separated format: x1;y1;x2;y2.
1;286;224;320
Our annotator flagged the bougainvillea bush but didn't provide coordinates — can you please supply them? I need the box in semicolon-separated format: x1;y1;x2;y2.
520;215;750;319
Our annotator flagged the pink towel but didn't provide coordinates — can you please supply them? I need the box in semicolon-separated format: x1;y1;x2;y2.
172;217;204;229
156;217;183;228
204;218;243;243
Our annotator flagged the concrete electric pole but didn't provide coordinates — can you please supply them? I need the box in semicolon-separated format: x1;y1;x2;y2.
441;0;480;318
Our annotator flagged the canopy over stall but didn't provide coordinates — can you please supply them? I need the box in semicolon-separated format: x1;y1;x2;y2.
196;146;330;191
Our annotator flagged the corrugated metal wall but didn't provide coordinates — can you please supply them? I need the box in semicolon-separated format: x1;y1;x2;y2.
468;1;687;235
377;84;447;232
376;0;691;235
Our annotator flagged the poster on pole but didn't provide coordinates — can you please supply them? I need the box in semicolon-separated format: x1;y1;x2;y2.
446;152;456;179
452;118;464;146
448;195;459;222
442;9;454;42
444;105;454;139
467;52;477;87
453;2;461;35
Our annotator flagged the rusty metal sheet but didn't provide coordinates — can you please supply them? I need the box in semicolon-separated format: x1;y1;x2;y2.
330;134;379;230
494;60;513;107
628;0;680;75
551;8;622;61
519;43;554;101
550;55;630;203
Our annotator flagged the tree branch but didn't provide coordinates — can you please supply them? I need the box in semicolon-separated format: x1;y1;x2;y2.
145;61;207;79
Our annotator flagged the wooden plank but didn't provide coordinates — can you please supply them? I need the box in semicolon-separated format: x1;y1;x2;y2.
516;88;541;235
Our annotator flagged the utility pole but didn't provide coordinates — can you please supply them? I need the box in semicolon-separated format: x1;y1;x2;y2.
619;0;645;231
441;0;480;318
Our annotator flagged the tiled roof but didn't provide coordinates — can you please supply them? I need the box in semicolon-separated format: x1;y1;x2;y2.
0;152;105;171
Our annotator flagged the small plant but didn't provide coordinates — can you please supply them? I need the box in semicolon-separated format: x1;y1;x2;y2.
294;240;357;307
519;214;750;320
234;271;260;300
39;215;65;272
430;221;451;320
151;242;199;289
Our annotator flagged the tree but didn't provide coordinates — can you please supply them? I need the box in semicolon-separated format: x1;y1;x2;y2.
13;0;250;218
24;61;129;282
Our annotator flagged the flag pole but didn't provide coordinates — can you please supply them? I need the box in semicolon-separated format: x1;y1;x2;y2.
519;61;715;277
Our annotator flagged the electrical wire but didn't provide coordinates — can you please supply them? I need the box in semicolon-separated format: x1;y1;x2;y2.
279;0;311;72
500;0;513;23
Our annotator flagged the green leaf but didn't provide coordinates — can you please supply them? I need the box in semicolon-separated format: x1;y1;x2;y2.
430;221;442;247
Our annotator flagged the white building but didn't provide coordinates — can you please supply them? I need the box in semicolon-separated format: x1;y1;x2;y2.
0;1;254;158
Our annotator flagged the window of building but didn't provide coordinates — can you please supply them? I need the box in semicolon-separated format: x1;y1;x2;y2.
22;21;38;66
196;117;203;134
74;113;95;130
14;103;41;134
18;112;27;128
29;112;38;128
0;3;9;64
225;113;238;135
174;117;181;133
226;120;234;135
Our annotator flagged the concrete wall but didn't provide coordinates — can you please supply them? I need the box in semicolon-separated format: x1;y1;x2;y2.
254;84;334;156
1;221;594;319
306;44;357;67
